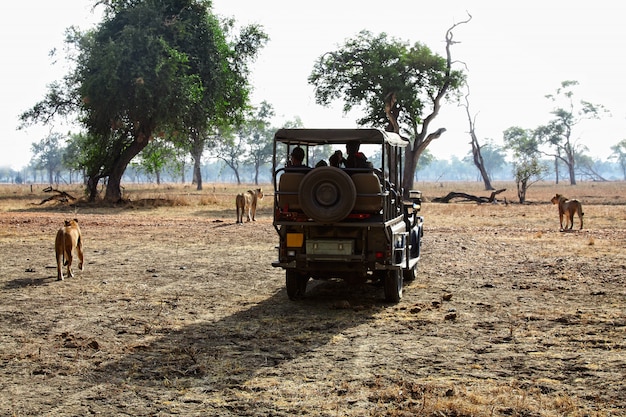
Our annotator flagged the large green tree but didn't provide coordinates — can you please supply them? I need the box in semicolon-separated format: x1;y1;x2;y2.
534;80;607;186
308;20;468;194
178;18;268;191
20;0;266;202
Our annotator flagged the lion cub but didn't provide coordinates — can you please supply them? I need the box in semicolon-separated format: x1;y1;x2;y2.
236;188;264;223
55;219;84;281
550;194;584;231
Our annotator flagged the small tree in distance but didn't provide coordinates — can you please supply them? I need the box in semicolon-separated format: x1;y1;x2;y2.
30;132;65;185
503;127;548;203
609;139;626;180
242;101;275;185
534;80;608;185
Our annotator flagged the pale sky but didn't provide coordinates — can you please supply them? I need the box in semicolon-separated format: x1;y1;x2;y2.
2;0;625;170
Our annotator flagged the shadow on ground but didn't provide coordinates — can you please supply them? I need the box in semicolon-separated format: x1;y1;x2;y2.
93;279;388;390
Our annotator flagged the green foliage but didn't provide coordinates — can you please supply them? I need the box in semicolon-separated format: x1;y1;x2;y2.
80;0;221;139
609;139;626;180
30;132;66;184
307;19;470;197
132;137;184;183
240;101;275;184
208;124;244;183
308;30;465;139
20;0;267;201
503;127;548;203
416;149;435;170
535;80;608;185
207;101;275;185
462;140;506;180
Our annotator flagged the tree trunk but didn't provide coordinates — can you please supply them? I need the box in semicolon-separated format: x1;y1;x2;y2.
105;136;150;202
86;174;101;202
472;143;494;191
190;131;204;191
517;179;527;203
568;159;577;185
463;88;494;190
193;160;202;190
554;157;559;184
404;127;446;197
404;148;419;194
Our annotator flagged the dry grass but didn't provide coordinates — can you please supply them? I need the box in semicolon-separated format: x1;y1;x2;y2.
0;181;624;416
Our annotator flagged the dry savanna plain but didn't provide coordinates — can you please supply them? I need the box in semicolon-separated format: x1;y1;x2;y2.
0;181;624;417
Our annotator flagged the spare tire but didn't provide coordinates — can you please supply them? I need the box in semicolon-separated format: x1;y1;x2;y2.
298;167;356;223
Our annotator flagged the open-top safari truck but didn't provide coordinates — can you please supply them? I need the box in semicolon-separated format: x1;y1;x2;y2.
271;128;424;303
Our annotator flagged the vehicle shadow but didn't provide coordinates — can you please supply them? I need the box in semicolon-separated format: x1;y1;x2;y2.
93;279;387;390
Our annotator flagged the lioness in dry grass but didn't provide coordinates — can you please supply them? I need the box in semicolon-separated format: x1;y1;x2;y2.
551;193;584;231
236;188;264;223
55;219;84;281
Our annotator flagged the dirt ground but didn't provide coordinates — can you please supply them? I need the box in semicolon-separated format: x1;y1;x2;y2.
0;183;624;416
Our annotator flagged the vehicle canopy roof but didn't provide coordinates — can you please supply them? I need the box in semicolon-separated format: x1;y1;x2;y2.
274;128;409;148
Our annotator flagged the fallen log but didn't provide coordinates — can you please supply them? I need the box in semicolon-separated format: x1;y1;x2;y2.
432;188;506;204
36;187;77;205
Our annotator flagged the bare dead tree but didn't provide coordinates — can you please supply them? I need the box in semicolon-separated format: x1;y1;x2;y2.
463;86;494;190
402;13;471;198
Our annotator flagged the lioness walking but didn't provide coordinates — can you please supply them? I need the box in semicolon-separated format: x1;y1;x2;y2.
55;219;84;280
236;188;264;223
551;193;584;231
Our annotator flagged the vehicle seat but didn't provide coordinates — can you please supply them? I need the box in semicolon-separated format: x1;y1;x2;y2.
278;172;305;211
352;172;383;213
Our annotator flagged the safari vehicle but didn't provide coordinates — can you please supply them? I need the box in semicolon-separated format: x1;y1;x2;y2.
271;128;424;303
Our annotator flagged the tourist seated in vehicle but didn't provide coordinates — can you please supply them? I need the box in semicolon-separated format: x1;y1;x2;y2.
345;141;373;169
329;150;346;167
286;146;308;168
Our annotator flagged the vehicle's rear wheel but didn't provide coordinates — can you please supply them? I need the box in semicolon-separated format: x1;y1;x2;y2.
409;228;422;259
298;167;356;223
286;270;308;300
384;268;403;303
403;265;418;282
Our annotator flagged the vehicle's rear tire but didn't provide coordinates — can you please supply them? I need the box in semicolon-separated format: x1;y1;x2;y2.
408;228;421;259
384;269;403;303
286;270;308;300
298;167;356;223
403;265;418;282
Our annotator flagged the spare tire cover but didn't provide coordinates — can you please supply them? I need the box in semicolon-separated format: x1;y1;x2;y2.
298;167;356;223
